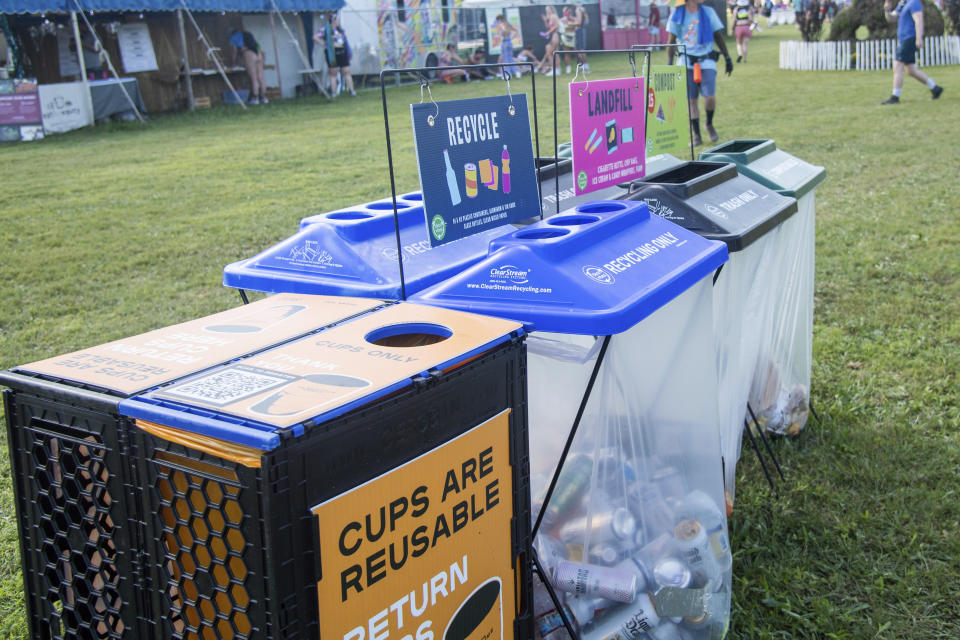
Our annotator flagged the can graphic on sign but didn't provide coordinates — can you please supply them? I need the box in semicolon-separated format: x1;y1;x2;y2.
444;577;502;640
464;163;479;198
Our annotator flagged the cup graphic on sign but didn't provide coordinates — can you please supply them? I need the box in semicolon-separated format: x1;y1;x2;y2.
204;304;307;334
444;578;502;640
248;373;370;417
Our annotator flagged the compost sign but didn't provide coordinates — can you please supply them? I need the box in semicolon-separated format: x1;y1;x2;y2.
312;410;516;640
645;65;690;157
569;77;646;195
412;94;539;247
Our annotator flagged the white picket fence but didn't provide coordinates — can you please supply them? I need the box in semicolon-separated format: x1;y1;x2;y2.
780;40;852;70
780;36;960;71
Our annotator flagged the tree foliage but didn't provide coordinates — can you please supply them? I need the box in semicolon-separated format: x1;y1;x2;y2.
828;0;945;40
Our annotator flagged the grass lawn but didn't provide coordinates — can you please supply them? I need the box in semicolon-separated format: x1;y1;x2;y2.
1;24;959;639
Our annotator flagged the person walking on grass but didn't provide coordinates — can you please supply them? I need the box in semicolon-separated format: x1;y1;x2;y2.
881;0;943;104
667;0;734;146
732;0;755;62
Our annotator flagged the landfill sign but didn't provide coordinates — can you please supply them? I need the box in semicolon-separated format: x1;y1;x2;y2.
569;77;646;195
412;94;540;247
311;410;516;640
645;65;690;157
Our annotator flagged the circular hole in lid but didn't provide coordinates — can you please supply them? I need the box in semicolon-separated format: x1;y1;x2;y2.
576;202;629;214
514;228;570;240
547;214;600;226
326;211;374;221
365;323;453;348
400;192;424;201
367;201;412;210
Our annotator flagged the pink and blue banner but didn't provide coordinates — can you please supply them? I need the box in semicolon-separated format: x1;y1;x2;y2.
569;77;646;195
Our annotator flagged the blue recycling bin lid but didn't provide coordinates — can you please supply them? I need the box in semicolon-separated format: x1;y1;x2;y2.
624;161;798;252
412;200;728;335
535;154;684;219
225;193;511;299
699;139;825;200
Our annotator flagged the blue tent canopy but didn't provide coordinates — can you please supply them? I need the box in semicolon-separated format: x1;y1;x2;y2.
1;0;343;13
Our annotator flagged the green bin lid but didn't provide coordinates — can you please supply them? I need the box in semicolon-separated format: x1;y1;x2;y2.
699;139;826;199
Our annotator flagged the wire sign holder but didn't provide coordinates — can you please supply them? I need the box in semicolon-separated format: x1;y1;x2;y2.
379;62;541;300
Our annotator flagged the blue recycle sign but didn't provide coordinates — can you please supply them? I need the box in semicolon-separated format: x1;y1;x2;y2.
411;94;540;247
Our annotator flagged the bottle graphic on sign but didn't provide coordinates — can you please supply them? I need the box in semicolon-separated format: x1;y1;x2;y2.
444;149;462;206
501;145;511;194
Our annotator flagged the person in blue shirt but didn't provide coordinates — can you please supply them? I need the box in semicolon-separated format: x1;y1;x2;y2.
667;0;734;146
880;0;943;104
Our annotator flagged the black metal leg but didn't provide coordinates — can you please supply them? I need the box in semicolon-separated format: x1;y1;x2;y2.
238;289;249;305
747;403;786;482
744;417;778;497
809;397;823;425
532;549;580;640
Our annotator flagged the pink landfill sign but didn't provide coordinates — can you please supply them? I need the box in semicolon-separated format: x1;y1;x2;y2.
569;77;647;196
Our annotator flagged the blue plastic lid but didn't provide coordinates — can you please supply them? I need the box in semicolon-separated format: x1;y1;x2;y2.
412;200;728;335
535;154;684;219
224;193;511;299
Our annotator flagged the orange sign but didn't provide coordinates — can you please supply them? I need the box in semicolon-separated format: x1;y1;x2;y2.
148;303;522;428
311;410;516;640
16;294;380;395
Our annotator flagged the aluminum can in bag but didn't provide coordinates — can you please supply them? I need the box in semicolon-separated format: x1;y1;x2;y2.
673;520;722;589
552;559;638;603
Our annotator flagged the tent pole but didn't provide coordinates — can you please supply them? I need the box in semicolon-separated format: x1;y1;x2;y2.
269;11;282;97
177;8;196;110
179;1;247;110
269;0;330;98
73;2;146;123
70;11;94;127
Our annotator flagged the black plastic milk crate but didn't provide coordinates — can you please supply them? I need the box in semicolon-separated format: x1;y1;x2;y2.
2;378;150;640
127;338;533;640
0;294;386;639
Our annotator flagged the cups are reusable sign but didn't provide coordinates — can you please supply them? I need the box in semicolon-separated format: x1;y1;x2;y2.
570;77;646;195
412;94;540;247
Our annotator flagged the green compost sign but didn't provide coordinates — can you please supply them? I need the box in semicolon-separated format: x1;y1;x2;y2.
645;65;689;157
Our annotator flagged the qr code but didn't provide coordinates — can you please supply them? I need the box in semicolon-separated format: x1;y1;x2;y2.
162;367;291;406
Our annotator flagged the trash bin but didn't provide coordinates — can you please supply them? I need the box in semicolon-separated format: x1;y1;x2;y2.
623;160;799;508
413;200;733;639
536;154;684;219
0;294;382;639
223;192;513;299
117;302;532;640
699;140;825;437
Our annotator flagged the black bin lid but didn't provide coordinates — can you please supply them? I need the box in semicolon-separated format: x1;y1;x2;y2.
623;161;799;252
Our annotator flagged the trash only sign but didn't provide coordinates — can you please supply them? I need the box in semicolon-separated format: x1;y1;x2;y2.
312;410;516;640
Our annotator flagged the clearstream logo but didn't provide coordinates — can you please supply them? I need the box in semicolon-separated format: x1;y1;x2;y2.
489;265;529;285
582;265;615;285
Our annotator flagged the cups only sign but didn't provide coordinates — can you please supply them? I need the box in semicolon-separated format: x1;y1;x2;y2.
412;94;540;247
569;77;646;196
